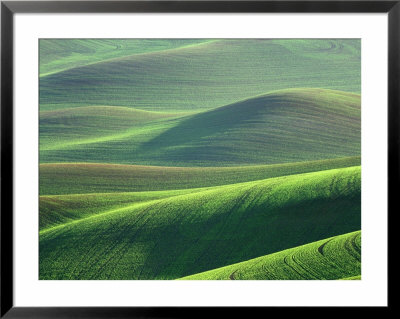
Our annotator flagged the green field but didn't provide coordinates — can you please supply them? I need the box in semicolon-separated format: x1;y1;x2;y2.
40;88;360;165
40;39;210;77
180;231;361;280
39;39;361;280
40;39;360;111
40;156;360;195
40;167;360;279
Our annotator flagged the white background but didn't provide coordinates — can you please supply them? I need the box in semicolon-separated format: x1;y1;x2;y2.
14;13;388;306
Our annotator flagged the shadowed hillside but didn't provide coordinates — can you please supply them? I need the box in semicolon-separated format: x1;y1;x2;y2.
40;39;210;77
38;38;362;281
40;167;361;280
39;156;360;195
40;39;361;112
40;88;360;166
180;231;361;280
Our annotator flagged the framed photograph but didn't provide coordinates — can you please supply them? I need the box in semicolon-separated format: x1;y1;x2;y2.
1;0;394;316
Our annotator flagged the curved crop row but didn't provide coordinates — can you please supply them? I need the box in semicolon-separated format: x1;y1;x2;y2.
180;231;361;280
40;166;361;280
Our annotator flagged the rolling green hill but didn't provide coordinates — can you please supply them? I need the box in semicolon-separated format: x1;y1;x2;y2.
39;39;360;112
38;38;362;281
180;231;361;280
40;188;210;230
40;106;188;152
138;88;360;165
40;88;360;166
39;166;360;279
40;39;210;77
39;156;360;195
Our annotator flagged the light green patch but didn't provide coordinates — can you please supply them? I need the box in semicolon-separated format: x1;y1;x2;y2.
179;231;361;280
39;156;360;195
40;39;361;112
40;39;214;77
40;166;361;280
40;88;360;166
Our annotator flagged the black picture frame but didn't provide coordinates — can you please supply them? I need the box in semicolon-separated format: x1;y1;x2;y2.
0;0;395;317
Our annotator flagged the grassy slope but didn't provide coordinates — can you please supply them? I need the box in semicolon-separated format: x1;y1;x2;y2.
40;39;360;112
39;39;362;281
40;88;360;166
39;156;360;195
138;88;360;166
179;231;361;280
40;188;211;230
40;106;188;152
40;39;210;77
40;166;360;279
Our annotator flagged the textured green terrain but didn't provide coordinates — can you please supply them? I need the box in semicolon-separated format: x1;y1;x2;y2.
40;167;360;279
181;231;361;280
40;39;209;77
40;39;360;111
39;156;360;195
39;39;361;280
40;88;360;166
